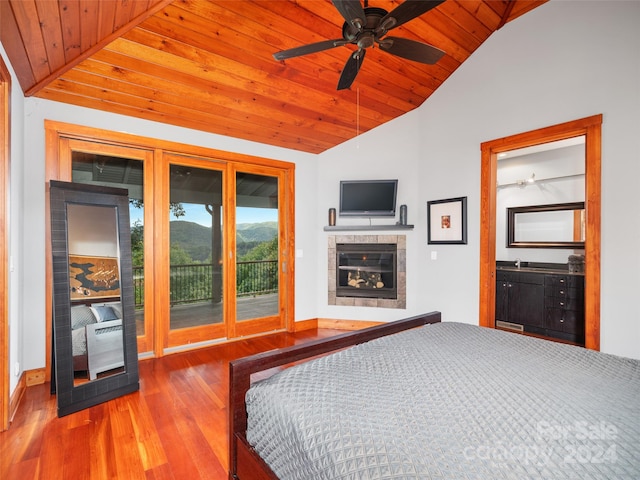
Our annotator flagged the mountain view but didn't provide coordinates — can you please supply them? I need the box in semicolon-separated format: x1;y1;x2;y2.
170;221;277;262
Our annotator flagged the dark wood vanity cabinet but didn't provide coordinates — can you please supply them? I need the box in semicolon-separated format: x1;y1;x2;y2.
544;274;585;344
496;271;544;328
496;268;585;345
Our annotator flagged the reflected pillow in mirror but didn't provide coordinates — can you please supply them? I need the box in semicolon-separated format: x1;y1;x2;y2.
91;305;119;322
70;305;98;330
106;302;122;319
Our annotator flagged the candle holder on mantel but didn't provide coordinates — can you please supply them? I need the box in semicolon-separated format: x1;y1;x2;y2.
328;208;336;226
399;204;407;225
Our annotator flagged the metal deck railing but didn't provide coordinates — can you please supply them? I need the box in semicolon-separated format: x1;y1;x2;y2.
132;260;278;308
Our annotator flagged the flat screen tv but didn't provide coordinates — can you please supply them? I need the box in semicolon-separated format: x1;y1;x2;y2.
339;179;398;217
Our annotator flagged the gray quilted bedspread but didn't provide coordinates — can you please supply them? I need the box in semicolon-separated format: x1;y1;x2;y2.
245;322;640;479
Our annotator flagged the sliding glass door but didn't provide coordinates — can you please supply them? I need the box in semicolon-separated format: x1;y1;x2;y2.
163;155;227;349
163;158;291;347
48;124;295;358
230;168;284;337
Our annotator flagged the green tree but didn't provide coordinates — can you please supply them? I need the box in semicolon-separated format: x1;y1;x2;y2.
240;236;278;261
237;237;278;295
170;243;193;265
130;220;144;267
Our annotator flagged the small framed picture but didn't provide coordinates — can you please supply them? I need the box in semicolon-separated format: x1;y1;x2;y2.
427;197;467;244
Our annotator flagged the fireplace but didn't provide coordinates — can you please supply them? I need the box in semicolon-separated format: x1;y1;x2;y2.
336;243;397;299
328;235;406;309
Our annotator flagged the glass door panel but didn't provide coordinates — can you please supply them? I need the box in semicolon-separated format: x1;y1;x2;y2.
68;141;154;355
166;160;226;347
232;170;284;337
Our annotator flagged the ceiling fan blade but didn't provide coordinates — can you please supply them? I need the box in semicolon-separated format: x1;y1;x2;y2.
378;0;445;32
379;37;445;64
337;49;366;90
332;0;366;28
273;39;347;60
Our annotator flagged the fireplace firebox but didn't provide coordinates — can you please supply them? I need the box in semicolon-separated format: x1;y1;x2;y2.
336;243;397;299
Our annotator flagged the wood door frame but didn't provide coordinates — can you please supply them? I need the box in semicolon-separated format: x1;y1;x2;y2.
227;164;293;340
161;153;228;350
0;52;10;431
479;115;602;350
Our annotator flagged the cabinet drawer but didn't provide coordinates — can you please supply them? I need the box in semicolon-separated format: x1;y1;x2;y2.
544;295;583;311
544;285;583;301
545;308;584;335
545;274;584;289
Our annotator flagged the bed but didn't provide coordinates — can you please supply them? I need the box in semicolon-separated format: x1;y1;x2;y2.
228;311;640;479
71;302;124;379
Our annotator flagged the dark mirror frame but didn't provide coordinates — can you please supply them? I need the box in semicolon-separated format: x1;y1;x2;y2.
507;201;586;249
50;180;139;417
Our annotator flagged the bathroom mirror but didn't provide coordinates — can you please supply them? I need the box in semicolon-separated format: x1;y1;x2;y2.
50;180;139;417
507;201;585;248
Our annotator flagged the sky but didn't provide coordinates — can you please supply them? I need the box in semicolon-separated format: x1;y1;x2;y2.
130;203;277;227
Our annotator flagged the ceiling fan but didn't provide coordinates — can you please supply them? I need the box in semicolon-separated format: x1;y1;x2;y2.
273;0;446;90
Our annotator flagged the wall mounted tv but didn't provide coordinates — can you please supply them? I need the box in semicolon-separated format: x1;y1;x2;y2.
339;179;398;217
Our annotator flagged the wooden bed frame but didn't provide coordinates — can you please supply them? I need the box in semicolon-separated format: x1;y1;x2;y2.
228;311;442;479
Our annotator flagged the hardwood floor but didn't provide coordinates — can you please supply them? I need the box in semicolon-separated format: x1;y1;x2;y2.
0;327;342;479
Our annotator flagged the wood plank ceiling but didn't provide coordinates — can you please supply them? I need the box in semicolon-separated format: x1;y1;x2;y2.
1;0;547;154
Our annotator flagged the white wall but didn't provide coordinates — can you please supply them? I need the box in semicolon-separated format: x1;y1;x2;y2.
318;0;640;359
0;43;25;396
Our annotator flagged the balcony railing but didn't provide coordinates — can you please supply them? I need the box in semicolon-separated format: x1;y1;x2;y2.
132;260;278;308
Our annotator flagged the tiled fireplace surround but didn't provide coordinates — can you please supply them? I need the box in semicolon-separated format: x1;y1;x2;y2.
328;235;406;309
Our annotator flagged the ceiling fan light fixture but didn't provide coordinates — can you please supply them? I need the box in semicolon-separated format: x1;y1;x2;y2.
357;33;375;49
343;22;361;41
378;16;397;33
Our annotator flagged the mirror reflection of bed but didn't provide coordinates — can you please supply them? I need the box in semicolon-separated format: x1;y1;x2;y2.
70;303;125;384
67;204;125;384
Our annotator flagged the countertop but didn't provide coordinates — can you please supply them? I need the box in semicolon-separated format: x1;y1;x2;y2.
496;261;585;276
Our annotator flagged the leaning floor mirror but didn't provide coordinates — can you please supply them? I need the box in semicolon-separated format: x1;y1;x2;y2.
50;180;139;417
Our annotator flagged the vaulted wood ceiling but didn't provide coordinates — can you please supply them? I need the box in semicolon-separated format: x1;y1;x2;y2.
1;0;546;154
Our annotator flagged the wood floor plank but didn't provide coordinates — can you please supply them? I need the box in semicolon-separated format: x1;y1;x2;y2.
144;462;176;480
89;404;116;480
0;328;343;479
124;394;168;471
3;457;39;480
110;401;148;480
63;422;92;479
